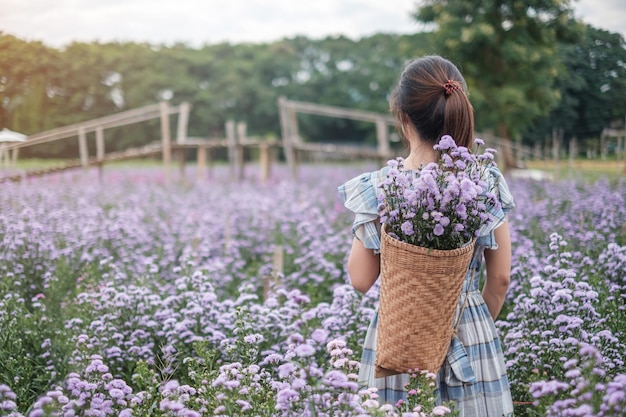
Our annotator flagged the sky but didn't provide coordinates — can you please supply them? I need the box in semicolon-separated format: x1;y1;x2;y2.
0;0;624;48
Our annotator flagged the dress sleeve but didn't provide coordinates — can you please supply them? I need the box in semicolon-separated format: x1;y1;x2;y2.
337;171;382;252
475;164;515;249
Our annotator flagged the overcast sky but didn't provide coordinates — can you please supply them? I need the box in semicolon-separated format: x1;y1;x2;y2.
0;0;624;48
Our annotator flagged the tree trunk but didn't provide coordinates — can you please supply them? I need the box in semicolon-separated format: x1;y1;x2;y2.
496;123;517;171
552;128;561;173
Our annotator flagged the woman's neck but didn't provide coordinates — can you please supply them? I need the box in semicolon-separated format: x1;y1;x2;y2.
404;143;438;170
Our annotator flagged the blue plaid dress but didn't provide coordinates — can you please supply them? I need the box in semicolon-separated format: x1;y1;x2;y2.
338;165;515;417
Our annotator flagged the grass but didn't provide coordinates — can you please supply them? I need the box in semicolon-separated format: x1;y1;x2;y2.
524;158;625;183
6;158;70;170
2;157;625;184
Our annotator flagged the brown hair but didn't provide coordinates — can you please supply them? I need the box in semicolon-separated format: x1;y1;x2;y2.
389;56;474;148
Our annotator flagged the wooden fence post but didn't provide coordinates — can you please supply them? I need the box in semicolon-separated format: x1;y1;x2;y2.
96;126;105;161
515;136;523;166
569;136;577;168
288;109;299;143
78;127;88;168
11;148;19;167
263;245;284;300
236;122;246;181
226;120;237;179
376;118;390;164
259;143;271;182
206;147;213;178
288;108;301;177
600;132;607;160
176;102;190;143
177;148;186;179
197;146;207;181
552;128;560;174
618;135;626;174
273;245;284;275
160;101;172;184
224;212;231;253
96;126;105;182
278;97;297;180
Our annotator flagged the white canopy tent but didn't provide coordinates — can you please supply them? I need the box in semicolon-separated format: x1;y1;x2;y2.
0;128;27;168
0;128;27;142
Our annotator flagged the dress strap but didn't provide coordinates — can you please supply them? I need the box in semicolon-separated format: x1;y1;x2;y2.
452;261;479;336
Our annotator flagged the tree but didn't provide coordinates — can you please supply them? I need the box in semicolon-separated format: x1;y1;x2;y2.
415;0;583;167
0;32;434;157
0;33;59;133
524;25;626;150
282;33;432;145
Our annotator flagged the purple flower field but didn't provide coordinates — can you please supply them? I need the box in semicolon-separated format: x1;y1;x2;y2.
0;165;625;416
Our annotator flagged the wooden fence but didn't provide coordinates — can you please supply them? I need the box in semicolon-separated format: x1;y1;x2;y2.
276;97;555;176
0;101;190;183
175;120;279;182
0;102;277;183
2;98;623;183
278;96;395;178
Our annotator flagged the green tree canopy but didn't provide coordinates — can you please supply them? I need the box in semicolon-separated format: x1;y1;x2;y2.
0;33;431;157
10;21;624;161
415;0;583;150
0;33;59;133
526;25;626;145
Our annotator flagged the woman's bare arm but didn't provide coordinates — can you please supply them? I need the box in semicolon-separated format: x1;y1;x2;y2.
482;218;512;320
347;237;380;294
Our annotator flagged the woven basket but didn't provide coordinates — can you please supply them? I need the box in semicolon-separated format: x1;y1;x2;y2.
375;226;476;378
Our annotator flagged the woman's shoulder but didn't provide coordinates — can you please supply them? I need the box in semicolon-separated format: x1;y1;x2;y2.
337;167;387;212
483;163;515;213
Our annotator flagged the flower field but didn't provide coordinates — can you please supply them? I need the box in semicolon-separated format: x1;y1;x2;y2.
0;165;625;417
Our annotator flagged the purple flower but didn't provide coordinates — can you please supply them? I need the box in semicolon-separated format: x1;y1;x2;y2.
160;398;184;412
432;405;452;415
436;135;456;150
433;224;445;236
108;388;125;400
401;221;415;236
161;380;179;394
277;363;295;378
275;388;299;410
324;370;350;388
530;380;569;397
327;339;347;351
0;400;17;411
236;399;252;411
310;329;328;344
294;343;315;357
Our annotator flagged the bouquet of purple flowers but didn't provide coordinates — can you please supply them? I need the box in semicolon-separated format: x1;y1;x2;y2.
378;135;500;250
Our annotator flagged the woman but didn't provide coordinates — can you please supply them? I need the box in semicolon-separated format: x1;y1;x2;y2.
338;55;515;416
